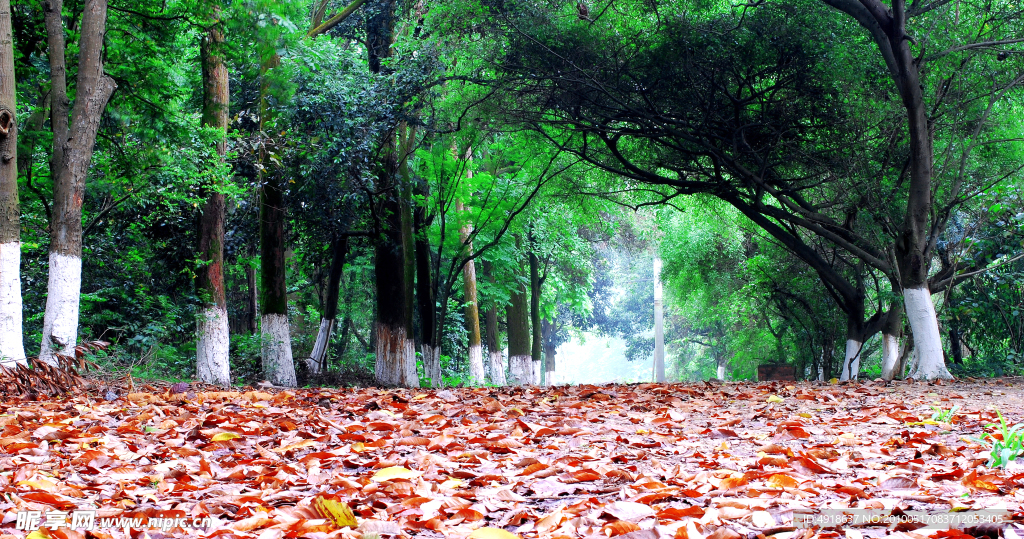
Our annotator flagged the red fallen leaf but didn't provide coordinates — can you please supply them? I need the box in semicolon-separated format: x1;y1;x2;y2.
520;462;550;475
766;473;799;488
603;520;641;536
931;530;976;539
396;436;430;446
930;469;965;481
706;527;742;539
923;443;957;457
20;491;76;510
776;427;810;439
761;444;792;455
453;508;485;521
834;485;869;499
758;456;789;467
634;492;673;504
719;476;748;490
5;441;39;452
568;469;603;482
962;470;1001;492
658;506;705;520
791;455;831;474
712;428;739;438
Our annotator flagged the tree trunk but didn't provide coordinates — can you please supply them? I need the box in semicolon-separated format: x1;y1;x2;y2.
0;0;25;365
40;0;116;365
259;173;296;386
653;255;666;382
507;266;532;385
246;260;258;334
368;0;416;387
308;235;348;374
716;354;727;381
880;301;904;380
542;318;556;386
529;249;542;384
839;314;865;381
415;199;440;387
195;15;230;385
456;198;484;385
482;260;505;385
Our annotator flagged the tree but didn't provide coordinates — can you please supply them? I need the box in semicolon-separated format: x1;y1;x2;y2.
0;0;23;364
195;8;231;386
39;0;116;364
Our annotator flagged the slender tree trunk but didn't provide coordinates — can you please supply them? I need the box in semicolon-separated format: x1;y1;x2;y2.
839;314;865;381
246;259;258;334
880;301;904;380
507;263;532;385
195;15;230;385
716;353;727;381
308;235;348;374
0;0;25;365
482;260;505;385
653;255;666;382
415;198;440;386
456;198;484;385
529;248;542;384
542;318;556;385
40;0;116;365
259;174;296;386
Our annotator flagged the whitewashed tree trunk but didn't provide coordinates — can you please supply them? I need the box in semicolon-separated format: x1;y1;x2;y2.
489;349;505;385
261;313;296;386
422;343;441;387
532;360;541;385
0;243;24;365
839;339;862;381
653;256;666;383
468;343;484;385
904;287;953;380
307;318;334;375
40;253;81;364
375;323;418;387
508;354;532;385
716;355;726;381
880;333;901;380
196;306;230;385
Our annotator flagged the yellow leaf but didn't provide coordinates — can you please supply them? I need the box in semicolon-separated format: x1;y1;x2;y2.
371;466;422;482
798;412;812;418
413;394;427;400
313;496;358;528
351;442;366;453
18;479;57;492
829;377;839;384
27;531;49;539
718;441;730;451
767;395;784;403
468;527;522;539
636;428;650;435
211;432;241;442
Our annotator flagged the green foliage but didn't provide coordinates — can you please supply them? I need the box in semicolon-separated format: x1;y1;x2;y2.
975;410;1024;469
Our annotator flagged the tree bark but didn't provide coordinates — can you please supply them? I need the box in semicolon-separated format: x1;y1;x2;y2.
368;0;417;387
653;255;666;382
259;173;296;386
196;14;230;385
308;235;348;374
457;198;484;385
414;195;440;387
482;260;505;385
542;318;556;386
529;248;542;384
0;0;25;365
880;300;904;380
40;0;116;365
507;261;532;385
246;259;258;334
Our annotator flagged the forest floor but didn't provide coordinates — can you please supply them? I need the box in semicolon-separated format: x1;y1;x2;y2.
2;378;1024;539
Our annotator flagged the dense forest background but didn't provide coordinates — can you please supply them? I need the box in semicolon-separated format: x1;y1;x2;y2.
4;0;1023;387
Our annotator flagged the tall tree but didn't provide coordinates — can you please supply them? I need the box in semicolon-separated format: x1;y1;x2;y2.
507;267;533;385
529;246;543;383
196;11;231;385
0;0;23;365
653;255;666;382
369;0;417;387
308;235;348;374
39;0;116;364
457;197;485;384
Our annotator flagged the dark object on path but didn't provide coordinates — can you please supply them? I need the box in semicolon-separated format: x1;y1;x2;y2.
171;382;190;394
758;364;796;381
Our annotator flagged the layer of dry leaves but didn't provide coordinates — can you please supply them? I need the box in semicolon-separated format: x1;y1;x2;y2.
2;378;1024;539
